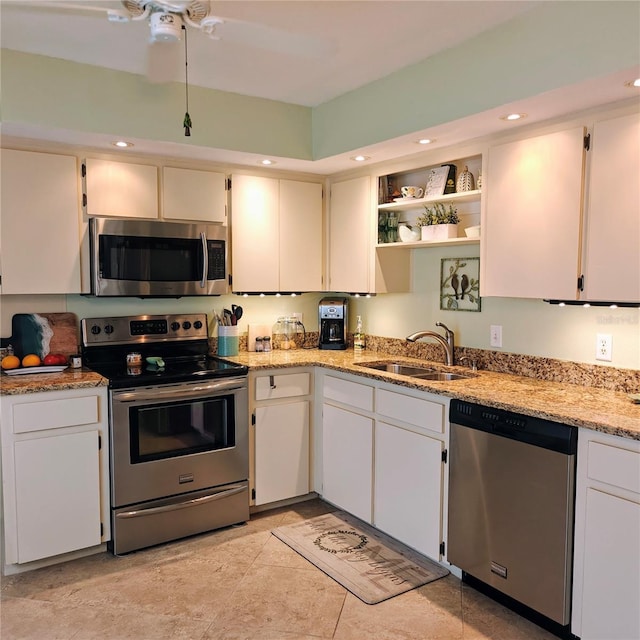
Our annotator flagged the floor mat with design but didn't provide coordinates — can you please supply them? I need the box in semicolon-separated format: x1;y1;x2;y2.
272;510;449;604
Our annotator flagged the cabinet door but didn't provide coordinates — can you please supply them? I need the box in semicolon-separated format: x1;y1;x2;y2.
329;176;371;293
374;422;443;559
483;126;586;299
162;166;227;224
14;430;101;563
84;158;158;219
231;174;279;292
255;401;309;505
583;112;640;302
0;149;81;294
280;179;323;292
322;403;373;522
580;489;640;640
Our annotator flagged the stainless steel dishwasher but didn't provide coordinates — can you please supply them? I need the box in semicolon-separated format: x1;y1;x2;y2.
448;400;577;637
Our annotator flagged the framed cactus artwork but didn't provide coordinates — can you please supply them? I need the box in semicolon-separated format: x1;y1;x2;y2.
440;257;481;312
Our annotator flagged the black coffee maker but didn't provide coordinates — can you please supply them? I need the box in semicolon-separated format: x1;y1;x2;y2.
318;297;348;350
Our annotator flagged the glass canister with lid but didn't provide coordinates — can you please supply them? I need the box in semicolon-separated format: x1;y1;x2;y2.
273;316;304;350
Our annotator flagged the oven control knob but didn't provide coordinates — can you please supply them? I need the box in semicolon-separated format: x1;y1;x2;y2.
104;324;114;335
90;325;101;335
193;320;203;330
171;322;180;331
182;321;192;330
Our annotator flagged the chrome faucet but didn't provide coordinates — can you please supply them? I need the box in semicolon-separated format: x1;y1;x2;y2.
406;322;455;366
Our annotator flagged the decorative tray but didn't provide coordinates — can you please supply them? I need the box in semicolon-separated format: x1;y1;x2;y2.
3;365;69;376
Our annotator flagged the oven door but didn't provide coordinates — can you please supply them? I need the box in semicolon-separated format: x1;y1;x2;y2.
110;376;248;508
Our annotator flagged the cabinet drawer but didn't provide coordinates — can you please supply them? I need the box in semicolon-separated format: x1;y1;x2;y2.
255;372;310;400
588;441;640;494
323;375;373;412
376;388;444;434
13;395;100;434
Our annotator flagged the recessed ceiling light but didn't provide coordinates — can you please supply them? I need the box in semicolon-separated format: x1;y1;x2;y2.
259;159;276;166
112;140;133;148
416;138;435;145
624;78;640;88
500;113;527;122
351;155;370;162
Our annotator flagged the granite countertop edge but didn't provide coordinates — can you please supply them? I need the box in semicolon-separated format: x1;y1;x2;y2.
1;351;638;441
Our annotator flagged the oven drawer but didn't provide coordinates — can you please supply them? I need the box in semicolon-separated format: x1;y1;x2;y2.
111;482;249;555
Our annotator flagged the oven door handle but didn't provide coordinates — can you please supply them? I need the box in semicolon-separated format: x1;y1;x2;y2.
115;484;247;519
200;231;208;289
113;378;245;403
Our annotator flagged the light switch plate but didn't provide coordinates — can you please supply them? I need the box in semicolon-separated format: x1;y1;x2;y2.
596;333;612;361
490;325;503;348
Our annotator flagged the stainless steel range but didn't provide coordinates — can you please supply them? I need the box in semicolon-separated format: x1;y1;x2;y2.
81;313;249;555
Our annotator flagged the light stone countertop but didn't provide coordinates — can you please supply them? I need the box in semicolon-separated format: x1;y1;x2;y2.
225;349;640;441
0;368;107;395
1;350;637;440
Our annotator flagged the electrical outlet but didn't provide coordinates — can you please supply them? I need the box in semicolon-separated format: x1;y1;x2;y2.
291;312;303;323
596;333;612;361
490;325;503;348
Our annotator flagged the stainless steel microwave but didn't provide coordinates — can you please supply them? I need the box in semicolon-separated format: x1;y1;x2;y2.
87;217;228;297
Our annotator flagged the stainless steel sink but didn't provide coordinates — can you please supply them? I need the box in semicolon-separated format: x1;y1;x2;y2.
413;372;473;381
356;361;475;381
358;362;436;376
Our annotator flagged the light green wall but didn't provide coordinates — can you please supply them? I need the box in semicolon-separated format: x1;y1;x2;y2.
348;244;640;370
312;1;640;158
0;50;313;160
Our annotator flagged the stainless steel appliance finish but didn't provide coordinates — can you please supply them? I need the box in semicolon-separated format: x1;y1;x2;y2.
318;297;347;350
81;314;249;555
87;217;228;297
448;400;577;632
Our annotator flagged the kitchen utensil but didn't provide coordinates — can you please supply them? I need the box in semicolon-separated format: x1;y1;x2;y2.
223;309;233;325
232;304;243;321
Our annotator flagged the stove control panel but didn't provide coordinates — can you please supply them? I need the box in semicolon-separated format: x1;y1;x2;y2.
81;314;209;346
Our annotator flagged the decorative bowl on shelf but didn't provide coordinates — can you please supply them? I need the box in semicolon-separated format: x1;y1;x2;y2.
465;225;481;238
398;224;420;242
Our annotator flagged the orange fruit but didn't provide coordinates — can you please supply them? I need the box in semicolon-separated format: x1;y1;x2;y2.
1;355;20;370
21;354;41;367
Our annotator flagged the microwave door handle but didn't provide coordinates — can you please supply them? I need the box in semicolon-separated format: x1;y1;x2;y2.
200;232;208;289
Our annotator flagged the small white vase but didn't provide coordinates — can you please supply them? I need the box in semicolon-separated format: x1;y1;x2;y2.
422;224;458;241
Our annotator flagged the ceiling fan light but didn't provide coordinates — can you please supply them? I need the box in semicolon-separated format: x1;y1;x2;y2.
149;11;183;42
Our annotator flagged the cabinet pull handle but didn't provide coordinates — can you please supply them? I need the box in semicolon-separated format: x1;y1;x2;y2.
269;375;277;389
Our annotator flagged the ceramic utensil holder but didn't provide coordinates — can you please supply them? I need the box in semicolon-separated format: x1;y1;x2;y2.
217;325;239;356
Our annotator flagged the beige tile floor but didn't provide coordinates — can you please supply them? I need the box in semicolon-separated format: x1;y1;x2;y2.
1;499;557;640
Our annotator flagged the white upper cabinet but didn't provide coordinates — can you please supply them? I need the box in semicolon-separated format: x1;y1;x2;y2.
482;126;587;299
83;158;158;219
328;176;371;293
231;174;322;292
162;166;227;224
0;149;81;294
279;179;323;292
582;111;640;302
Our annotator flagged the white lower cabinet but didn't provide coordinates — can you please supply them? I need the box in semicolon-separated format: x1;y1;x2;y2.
320;372;448;558
14;430;101;564
252;369;312;506
0;387;110;573
572;429;640;639
374;421;443;559
322;403;374;522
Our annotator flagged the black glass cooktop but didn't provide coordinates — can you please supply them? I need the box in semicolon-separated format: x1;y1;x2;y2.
86;355;248;389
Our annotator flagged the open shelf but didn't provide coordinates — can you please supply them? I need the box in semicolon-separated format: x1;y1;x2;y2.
378;189;482;212
376;236;480;249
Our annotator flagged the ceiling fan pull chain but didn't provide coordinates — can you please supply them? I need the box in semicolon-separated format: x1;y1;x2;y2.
183;24;192;137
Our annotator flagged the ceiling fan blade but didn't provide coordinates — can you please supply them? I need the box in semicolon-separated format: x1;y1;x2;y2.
146;40;181;84
1;1;130;20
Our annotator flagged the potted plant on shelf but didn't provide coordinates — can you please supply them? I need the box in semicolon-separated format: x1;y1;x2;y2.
416;202;460;241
